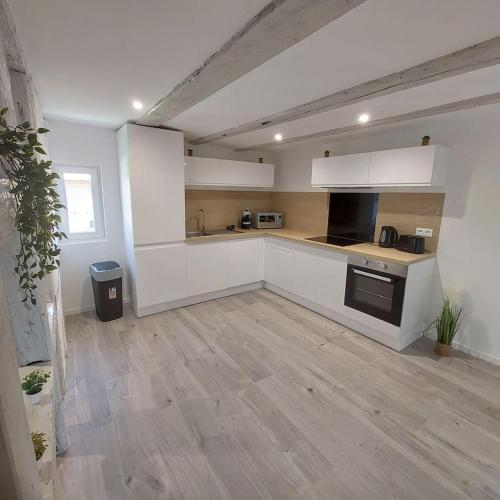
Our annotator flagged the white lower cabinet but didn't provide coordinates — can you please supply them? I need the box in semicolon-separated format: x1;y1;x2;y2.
187;241;228;296
315;252;348;312
228;238;264;287
135;243;187;309
264;243;294;292
293;249;318;302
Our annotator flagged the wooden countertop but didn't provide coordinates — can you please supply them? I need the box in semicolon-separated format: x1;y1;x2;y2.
185;228;435;265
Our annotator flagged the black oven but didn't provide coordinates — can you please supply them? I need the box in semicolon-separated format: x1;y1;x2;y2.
344;255;407;326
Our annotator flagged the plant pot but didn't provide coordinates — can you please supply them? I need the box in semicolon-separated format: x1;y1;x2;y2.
25;390;42;405
434;341;452;357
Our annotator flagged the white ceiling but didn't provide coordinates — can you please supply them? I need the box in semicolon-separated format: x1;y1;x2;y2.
9;0;269;126
216;64;500;149
10;0;500;150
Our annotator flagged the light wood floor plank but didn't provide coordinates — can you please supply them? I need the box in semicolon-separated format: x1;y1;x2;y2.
57;289;500;499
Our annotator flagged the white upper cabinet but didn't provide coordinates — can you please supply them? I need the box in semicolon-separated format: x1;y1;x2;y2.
185;156;274;187
311;153;370;187
311;145;449;188
118;124;185;245
368;145;449;186
184;156;219;185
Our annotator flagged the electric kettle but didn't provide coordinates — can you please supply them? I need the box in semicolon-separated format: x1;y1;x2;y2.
378;226;398;248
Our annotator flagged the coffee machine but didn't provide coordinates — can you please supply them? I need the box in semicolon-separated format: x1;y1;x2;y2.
240;208;252;230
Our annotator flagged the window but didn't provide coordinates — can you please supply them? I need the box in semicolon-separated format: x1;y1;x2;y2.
54;164;105;241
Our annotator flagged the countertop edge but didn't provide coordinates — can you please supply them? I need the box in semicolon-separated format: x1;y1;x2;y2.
185;230;435;265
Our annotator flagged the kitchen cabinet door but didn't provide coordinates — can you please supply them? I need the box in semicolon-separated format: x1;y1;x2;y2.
184;156;220;185
311;153;370;186
187;241;228;296
315;253;348;312
368;145;449;186
119;124;185;245
219;159;274;187
134;243;187;309
228;238;264;287
264;244;294;292
185;156;274;187
293;249;318;302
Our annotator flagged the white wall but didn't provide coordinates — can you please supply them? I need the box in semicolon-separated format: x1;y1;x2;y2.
47;119;128;314
274;104;500;363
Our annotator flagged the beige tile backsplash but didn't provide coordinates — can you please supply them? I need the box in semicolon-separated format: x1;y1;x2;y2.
185;190;444;252
270;192;329;235
185;190;272;231
375;193;445;253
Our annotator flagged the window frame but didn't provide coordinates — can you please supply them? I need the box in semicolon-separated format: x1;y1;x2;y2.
54;163;106;243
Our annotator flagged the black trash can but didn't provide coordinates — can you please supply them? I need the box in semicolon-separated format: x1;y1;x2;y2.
89;261;123;322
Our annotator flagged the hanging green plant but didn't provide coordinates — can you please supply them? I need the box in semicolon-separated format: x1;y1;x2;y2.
0;108;65;304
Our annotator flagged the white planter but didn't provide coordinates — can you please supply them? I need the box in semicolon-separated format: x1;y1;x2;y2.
25;391;42;405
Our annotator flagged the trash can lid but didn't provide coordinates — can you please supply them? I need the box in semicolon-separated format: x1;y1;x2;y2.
89;261;122;282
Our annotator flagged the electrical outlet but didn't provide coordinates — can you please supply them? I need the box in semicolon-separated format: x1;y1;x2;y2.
416;227;433;237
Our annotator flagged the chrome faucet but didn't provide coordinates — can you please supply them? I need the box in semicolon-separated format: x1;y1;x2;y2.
196;208;206;233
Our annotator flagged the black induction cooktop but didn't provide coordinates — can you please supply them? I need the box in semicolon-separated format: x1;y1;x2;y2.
306;236;363;247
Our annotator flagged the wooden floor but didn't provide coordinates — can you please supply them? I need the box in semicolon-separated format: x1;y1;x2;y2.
56;289;500;500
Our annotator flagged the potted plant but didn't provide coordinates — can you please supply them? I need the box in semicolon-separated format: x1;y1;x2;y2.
427;297;463;356
21;369;50;405
31;431;47;461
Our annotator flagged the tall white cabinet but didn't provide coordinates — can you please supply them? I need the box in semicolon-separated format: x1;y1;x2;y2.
117;124;187;316
118;124;185;245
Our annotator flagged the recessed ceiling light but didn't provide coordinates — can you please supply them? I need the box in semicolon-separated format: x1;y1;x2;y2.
274;133;283;141
132;100;143;110
358;113;370;124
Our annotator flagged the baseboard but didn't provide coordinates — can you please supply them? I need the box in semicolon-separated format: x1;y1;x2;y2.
63;297;131;316
135;282;264;317
264;283;403;351
63;285;500;366
424;332;500;366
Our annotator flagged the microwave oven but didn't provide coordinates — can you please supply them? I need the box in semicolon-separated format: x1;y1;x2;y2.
251;212;283;229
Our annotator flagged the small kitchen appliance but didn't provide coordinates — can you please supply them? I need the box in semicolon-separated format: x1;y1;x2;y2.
344;255;407;326
240;208;252;230
396;235;425;254
378;226;399;248
251;212;283;229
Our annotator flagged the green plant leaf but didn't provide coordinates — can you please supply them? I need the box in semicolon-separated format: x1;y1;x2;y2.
0;108;63;302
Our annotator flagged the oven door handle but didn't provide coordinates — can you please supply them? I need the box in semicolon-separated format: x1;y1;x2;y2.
353;269;392;282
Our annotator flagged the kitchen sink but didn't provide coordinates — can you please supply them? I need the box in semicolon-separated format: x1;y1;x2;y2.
186;231;211;238
206;228;244;236
185;228;243;238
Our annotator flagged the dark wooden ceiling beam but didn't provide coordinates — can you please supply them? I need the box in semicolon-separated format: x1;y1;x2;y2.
193;35;500;145
235;92;500;151
137;0;366;126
